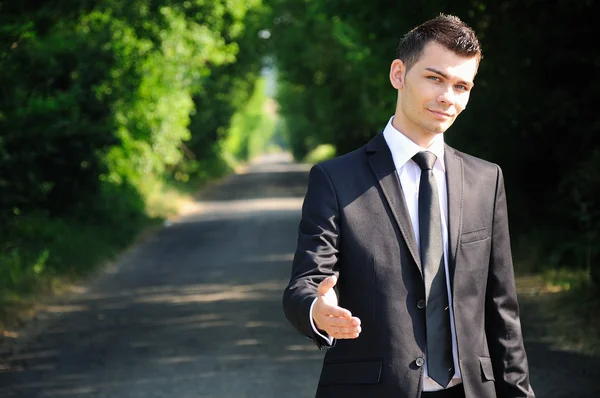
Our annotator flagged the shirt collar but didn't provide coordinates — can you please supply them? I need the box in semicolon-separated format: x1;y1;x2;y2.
382;116;446;172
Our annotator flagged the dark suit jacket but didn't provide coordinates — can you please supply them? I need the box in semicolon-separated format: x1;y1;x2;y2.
283;132;535;398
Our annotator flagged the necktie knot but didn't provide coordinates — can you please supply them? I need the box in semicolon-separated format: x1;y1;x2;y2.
413;151;437;171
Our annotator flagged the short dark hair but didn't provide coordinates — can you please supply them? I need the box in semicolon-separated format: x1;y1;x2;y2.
396;13;482;72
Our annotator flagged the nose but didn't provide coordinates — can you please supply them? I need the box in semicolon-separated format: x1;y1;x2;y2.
437;84;455;105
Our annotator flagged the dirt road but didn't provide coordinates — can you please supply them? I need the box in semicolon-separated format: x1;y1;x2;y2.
0;153;598;397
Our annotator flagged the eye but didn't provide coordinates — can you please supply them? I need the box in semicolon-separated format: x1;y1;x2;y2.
455;84;471;92
428;76;441;82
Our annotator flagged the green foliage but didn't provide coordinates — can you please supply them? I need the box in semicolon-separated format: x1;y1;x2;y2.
0;0;268;222
304;144;336;164
0;0;272;315
185;3;270;173
0;8;116;220
224;77;277;164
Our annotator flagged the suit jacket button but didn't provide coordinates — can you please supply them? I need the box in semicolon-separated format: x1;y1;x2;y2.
415;357;425;367
417;299;426;309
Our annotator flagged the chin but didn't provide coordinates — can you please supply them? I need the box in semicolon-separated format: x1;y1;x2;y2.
432;122;453;135
425;127;446;135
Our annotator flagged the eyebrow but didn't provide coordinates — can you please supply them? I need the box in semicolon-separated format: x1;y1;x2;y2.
425;67;474;88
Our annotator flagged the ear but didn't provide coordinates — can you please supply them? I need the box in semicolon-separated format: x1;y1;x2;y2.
389;59;405;89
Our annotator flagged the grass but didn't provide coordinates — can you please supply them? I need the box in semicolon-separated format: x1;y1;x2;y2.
511;229;600;356
539;268;600;355
516;268;600;356
0;218;153;333
0;178;203;334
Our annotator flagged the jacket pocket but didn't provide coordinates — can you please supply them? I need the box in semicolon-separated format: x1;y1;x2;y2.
479;357;495;381
461;227;489;244
319;359;382;385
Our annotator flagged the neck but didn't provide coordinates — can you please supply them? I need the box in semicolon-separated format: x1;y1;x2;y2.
391;117;438;149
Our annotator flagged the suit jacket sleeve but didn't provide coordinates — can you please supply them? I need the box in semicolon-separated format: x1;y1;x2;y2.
282;163;340;349
486;165;535;397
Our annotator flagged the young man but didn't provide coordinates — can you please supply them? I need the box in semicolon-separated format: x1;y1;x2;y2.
282;13;535;398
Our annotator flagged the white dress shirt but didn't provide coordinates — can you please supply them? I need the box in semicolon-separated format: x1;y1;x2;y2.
310;116;462;391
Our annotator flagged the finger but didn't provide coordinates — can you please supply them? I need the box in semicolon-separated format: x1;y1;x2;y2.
326;325;361;335
317;275;337;296
326;316;361;328
330;330;361;339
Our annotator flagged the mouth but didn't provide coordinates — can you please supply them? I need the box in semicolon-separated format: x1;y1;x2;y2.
428;109;453;119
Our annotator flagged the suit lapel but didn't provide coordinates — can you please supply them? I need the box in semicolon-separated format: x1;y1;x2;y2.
366;133;422;274
444;145;464;287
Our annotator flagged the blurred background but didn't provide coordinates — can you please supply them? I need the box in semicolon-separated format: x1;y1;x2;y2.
0;0;599;394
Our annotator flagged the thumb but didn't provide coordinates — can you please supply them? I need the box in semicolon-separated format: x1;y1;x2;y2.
317;275;337;296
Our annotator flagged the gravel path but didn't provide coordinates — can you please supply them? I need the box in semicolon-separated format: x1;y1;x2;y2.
0;153;598;398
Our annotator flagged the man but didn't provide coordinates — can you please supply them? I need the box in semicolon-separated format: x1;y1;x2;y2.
282;13;535;398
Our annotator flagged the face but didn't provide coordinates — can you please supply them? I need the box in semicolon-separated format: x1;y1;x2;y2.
389;41;478;144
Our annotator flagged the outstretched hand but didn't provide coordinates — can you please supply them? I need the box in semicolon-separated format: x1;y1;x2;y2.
313;276;361;339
